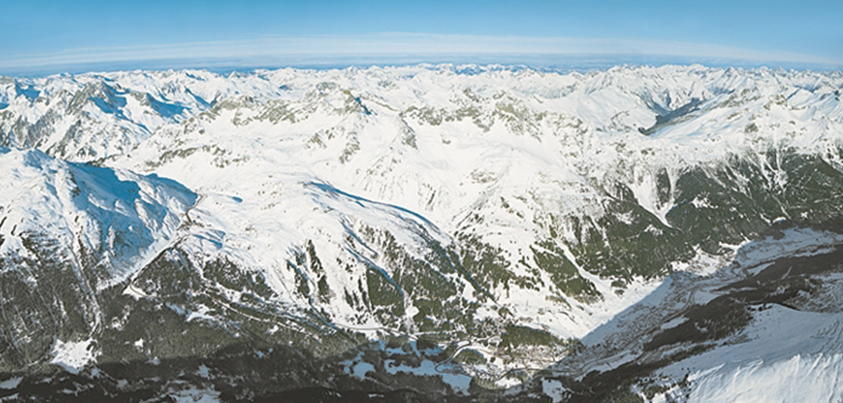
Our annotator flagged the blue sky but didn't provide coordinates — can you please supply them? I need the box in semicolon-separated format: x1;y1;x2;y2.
2;0;841;74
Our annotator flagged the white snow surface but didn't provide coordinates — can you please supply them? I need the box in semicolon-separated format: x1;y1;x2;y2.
49;338;96;374
2;65;843;378
85;65;839;339
679;354;843;403
0;377;22;390
349;361;376;379
0;146;196;289
541;379;568;403
559;228;843;402
656;276;843;401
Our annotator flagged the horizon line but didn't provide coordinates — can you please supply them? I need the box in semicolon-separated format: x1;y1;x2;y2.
2;33;841;77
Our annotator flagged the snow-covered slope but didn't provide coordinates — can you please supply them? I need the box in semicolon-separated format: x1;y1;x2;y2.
1;64;842;401
530;227;843;402
108;64;843;336
0;146;195;371
0;146;195;283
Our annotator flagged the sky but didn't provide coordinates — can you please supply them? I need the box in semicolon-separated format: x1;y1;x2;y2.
1;0;842;74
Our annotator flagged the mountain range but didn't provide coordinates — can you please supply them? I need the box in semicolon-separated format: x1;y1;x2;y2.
0;64;842;402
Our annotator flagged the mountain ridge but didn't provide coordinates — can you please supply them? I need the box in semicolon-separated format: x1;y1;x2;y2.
0;64;842;401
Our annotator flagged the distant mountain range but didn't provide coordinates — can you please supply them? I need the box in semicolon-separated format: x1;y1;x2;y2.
0;64;841;402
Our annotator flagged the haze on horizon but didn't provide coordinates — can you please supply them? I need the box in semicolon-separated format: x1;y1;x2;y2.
2;0;842;75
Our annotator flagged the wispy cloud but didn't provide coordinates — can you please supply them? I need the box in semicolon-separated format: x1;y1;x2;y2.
2;33;840;74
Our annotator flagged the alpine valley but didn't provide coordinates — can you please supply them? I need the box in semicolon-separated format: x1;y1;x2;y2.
0;64;842;402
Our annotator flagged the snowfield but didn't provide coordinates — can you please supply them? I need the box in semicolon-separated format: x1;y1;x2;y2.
1;64;842;401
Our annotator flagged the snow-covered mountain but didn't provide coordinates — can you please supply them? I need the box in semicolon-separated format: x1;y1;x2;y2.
0;64;842;402
0;146;195;371
528;226;843;402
